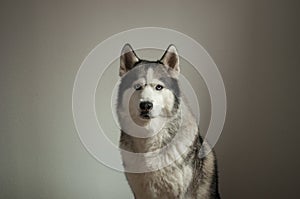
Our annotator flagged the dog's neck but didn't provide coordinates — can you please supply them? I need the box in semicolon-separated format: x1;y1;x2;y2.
129;107;182;153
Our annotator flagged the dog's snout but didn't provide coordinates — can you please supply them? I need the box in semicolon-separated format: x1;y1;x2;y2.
139;101;153;111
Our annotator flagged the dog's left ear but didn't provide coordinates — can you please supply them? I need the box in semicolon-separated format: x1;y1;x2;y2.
120;44;140;77
160;44;180;78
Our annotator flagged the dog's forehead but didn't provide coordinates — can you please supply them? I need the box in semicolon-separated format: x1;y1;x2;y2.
136;62;167;81
120;61;174;90
118;60;181;104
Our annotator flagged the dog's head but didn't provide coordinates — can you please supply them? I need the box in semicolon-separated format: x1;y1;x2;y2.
117;44;181;127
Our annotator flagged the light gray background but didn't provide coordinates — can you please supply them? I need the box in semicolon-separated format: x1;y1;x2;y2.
1;1;299;199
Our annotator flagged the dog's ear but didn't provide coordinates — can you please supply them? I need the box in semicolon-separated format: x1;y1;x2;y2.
120;44;140;76
160;44;180;78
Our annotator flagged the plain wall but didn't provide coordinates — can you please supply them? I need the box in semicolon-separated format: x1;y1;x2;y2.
1;0;299;199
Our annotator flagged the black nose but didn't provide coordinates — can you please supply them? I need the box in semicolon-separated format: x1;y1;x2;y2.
139;101;153;111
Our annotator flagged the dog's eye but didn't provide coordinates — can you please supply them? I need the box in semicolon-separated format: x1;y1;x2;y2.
134;84;142;90
155;84;164;91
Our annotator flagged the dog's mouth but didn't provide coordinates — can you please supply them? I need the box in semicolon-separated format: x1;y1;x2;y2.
140;111;152;120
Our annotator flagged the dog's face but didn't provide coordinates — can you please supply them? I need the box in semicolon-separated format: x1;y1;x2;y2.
117;44;181;127
128;65;176;121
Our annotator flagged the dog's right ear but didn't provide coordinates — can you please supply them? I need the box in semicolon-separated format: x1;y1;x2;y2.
119;44;140;76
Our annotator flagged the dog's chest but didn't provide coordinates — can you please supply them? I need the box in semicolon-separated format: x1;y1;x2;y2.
126;164;192;199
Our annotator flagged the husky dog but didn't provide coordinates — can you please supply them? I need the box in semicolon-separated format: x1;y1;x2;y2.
117;44;220;199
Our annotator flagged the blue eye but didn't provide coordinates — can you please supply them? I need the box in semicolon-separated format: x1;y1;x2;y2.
134;84;142;90
155;84;164;91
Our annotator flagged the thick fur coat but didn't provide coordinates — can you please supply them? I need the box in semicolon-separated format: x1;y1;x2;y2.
117;44;220;199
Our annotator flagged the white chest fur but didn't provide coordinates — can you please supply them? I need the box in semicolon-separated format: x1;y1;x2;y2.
126;163;193;199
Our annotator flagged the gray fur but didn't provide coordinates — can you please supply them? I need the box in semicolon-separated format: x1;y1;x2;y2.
117;44;220;199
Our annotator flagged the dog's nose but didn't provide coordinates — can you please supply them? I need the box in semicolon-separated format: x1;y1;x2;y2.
139;101;153;111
